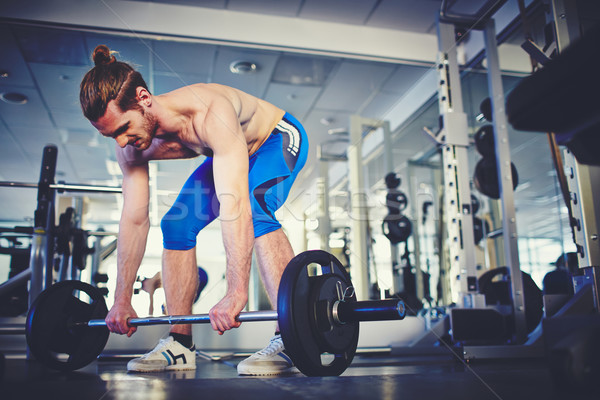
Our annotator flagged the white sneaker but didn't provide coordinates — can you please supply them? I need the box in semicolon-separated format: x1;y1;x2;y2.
237;335;297;376
127;336;196;372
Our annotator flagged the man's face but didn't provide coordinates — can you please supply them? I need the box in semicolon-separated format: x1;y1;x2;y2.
92;100;157;150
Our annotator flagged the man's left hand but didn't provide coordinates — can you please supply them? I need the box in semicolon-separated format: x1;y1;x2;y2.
208;293;248;335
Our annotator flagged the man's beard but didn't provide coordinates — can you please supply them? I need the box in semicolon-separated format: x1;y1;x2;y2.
142;111;159;139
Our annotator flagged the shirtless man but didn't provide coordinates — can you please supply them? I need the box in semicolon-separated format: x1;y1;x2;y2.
79;45;308;375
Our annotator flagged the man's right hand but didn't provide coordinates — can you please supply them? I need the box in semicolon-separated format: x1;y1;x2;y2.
105;301;138;337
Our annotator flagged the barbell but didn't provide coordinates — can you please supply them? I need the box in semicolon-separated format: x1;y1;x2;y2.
25;250;406;376
0;180;122;194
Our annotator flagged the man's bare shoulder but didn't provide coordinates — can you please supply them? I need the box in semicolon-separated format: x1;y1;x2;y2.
168;83;234;97
162;83;237;117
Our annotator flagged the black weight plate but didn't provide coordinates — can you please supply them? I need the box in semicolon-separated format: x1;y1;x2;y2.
386;191;408;214
478;267;543;333
26;280;109;371
480;97;493;122
278;250;359;376
384;172;401;189
382;215;412;244
475;125;495;158
473;158;519;199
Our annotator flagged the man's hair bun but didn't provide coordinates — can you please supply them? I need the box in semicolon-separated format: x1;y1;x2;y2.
92;45;116;66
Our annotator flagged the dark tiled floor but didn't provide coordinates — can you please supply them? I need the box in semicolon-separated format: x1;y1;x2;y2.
0;351;597;400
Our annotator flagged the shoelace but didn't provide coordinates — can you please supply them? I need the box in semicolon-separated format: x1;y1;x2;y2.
256;337;284;356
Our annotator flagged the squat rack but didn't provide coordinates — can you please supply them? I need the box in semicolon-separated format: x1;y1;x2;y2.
432;0;531;356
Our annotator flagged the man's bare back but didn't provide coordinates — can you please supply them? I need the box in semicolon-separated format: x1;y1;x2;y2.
109;83;285;165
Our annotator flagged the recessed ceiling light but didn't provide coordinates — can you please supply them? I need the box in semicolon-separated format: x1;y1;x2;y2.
229;60;258;74
327;128;348;136
0;92;28;105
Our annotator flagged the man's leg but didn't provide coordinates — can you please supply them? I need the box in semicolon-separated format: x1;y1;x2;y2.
159;156;217;337
125;247;198;372
127;159;216;372
248;113;308;304
238;112;308;375
237;228;296;376
125;248;200;372
254;228;295;308
162;247;199;335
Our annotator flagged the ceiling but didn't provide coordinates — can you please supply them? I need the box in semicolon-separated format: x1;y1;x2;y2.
0;0;574;246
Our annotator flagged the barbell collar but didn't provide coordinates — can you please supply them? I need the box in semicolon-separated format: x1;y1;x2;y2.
334;299;406;324
85;310;279;328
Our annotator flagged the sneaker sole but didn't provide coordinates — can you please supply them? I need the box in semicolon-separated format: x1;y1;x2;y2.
128;365;196;373
237;367;299;376
166;365;196;371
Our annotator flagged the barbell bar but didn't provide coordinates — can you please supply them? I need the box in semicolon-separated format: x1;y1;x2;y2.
26;250;407;376
0;181;122;194
85;310;279;327
80;299;404;328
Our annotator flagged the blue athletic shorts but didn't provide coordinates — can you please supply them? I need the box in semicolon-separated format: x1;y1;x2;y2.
161;112;309;250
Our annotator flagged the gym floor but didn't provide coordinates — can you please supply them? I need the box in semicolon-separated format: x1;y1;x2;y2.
1;350;597;400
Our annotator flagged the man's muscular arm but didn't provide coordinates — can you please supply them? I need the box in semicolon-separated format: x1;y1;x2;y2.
200;97;254;334
104;147;151;336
